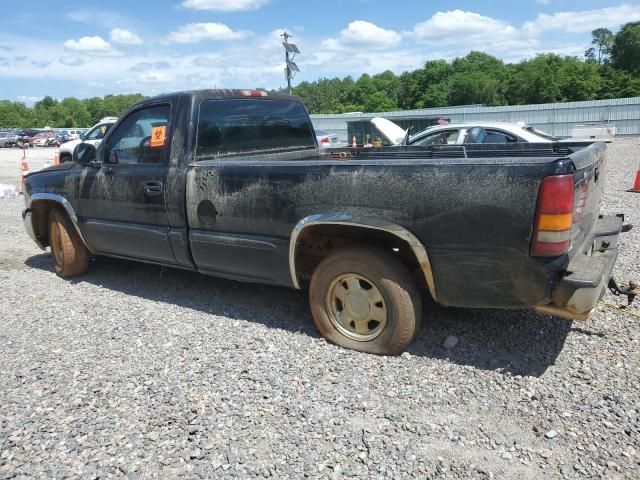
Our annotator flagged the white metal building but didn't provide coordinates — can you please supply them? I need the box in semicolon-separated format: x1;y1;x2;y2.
310;96;640;142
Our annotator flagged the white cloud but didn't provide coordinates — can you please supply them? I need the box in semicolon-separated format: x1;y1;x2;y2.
63;36;113;52
536;0;551;4
413;10;518;44
59;56;88;66
180;0;268;11
137;72;171;83
130;61;171;71
16;96;43;107
66;9;126;28
167;23;249;43
323;20;401;51
524;3;640;34
110;28;142;45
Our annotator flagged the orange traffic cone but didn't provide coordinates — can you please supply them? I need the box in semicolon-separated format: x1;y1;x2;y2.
352;135;357;148
20;148;30;194
53;149;60;166
629;159;640;193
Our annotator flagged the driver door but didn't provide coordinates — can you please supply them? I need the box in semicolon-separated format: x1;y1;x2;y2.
78;102;175;264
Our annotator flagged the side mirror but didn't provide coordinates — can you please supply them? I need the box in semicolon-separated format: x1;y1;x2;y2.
79;133;86;140
73;143;97;164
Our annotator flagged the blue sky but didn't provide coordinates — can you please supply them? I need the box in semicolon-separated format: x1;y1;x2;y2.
1;0;639;104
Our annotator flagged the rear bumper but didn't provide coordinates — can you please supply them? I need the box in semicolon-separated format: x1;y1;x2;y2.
22;209;45;250
535;215;624;320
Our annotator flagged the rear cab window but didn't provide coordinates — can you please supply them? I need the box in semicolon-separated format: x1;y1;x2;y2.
196;99;316;160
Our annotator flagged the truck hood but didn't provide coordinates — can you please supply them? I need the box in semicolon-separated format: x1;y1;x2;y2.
59;139;82;153
371;117;407;146
59;138;103;154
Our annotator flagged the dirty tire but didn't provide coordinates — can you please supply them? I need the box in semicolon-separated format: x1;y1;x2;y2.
309;247;422;355
48;209;89;278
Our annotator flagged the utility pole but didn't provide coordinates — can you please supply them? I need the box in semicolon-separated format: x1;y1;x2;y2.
281;31;300;95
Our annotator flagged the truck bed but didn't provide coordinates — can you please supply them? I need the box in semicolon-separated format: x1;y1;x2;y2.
186;141;606;309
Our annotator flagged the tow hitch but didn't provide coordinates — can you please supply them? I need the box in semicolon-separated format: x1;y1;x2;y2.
607;278;638;307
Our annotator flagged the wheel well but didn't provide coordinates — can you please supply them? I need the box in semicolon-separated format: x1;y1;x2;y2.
294;224;430;293
30;200;64;248
59;151;72;162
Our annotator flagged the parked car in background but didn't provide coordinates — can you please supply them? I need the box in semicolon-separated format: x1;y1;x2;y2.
56;132;72;145
0;131;19;147
372;118;559;146
16;129;41;148
65;129;84;141
32;131;57;147
315;129;342;148
571;124;615;143
57;117;117;163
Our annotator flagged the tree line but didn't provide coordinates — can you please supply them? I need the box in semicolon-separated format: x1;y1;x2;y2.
0;94;145;129
291;23;640;114
0;22;638;127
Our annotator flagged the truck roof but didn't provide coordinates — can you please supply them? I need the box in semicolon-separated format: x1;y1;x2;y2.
130;89;305;110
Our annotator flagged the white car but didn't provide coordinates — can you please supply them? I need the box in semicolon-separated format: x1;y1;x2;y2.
315;129;342;148
57;117;118;163
371;117;558;146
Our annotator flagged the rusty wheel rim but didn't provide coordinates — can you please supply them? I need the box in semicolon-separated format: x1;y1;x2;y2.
326;273;387;342
50;222;63;267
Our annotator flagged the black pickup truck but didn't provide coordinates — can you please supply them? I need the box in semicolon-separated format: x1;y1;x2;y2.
22;89;631;354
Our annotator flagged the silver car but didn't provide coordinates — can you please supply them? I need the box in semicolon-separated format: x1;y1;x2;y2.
0;131;18;147
372;117;558;146
315;129;341;148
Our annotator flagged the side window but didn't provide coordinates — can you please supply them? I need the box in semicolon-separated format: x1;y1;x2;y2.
484;129;519;144
85;123;113;141
104;105;170;165
465;127;487;144
411;130;459;146
196;99;316;159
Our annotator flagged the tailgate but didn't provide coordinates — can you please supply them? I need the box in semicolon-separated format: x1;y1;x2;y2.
568;142;607;257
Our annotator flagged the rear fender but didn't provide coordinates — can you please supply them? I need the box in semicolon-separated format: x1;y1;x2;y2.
289;213;437;301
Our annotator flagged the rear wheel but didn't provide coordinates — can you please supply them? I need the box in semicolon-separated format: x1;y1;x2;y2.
309;247;421;355
48;209;89;278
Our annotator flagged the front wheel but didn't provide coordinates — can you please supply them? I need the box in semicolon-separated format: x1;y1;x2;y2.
309;247;422;355
48;209;89;278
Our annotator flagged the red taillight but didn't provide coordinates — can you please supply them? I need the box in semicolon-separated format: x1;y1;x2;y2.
320;137;329;143
240;90;268;97
531;174;575;257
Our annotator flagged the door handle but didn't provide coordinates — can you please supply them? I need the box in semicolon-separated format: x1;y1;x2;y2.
143;181;163;196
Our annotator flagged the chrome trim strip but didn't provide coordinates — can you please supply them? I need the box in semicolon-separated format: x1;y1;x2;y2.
289;213;437;301
28;193;94;254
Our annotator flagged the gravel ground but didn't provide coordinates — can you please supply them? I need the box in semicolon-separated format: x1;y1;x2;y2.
0;141;639;479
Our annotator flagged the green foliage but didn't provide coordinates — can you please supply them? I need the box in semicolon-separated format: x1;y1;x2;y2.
506;54;601;104
1;23;640;122
291;49;619;113
0;93;145;129
585;28;614;65
611;22;640;74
